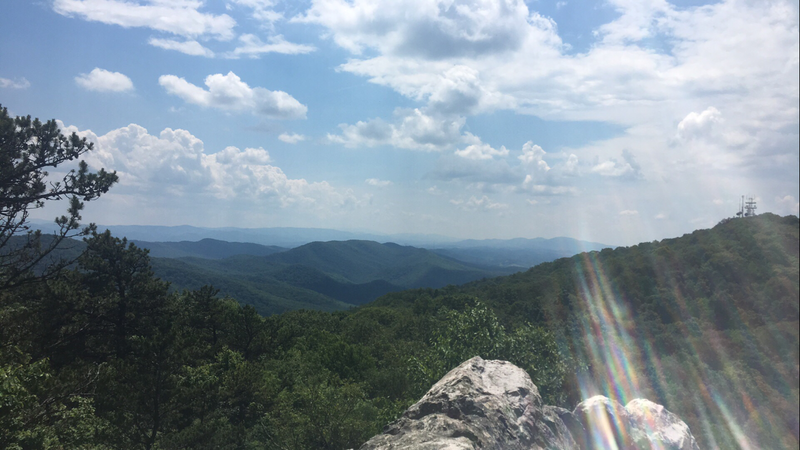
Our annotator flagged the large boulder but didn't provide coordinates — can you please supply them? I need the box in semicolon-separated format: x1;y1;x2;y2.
625;399;700;450
359;356;579;450
574;396;700;450
358;358;700;450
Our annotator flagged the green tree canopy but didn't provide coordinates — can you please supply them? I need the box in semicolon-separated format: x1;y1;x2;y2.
0;104;117;290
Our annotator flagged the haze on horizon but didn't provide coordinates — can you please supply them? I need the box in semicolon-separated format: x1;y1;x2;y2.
2;0;798;246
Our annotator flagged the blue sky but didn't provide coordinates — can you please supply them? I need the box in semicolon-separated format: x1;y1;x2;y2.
1;0;798;245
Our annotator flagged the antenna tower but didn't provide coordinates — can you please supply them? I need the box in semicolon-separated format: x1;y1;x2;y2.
744;196;757;217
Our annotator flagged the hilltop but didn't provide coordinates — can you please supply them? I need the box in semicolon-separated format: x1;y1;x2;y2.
374;213;800;448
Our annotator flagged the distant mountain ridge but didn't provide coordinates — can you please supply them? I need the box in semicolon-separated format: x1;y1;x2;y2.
431;237;611;268
131;238;285;259
263;240;517;287
154;240;520;314
29;220;611;253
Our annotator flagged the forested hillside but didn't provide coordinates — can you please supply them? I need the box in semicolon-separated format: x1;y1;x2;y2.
0;110;795;448
149;240;519;314
131;239;286;259
1;230;564;449
151;255;401;314
2;213;796;449
375;213;800;449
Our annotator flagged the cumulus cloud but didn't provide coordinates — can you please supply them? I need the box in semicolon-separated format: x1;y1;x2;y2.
426;65;513;115
148;38;215;57
677;107;722;141
0;77;30;89
75;68;134;92
619;209;639;216
298;0;798;144
278;133;306;144
518;141;551;172
454;133;509;160
328;108;464;151
451;195;508;211
365;178;392;187
159;71;307;119
590;150;642;179
295;0;550;58
57;121;355;210
229;34;316;58
563;154;579;176
53;0;236;40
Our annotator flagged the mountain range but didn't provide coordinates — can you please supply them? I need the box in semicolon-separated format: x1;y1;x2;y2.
150;240;520;315
25;222;613;314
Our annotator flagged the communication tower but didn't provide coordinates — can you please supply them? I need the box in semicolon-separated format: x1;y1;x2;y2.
744;196;757;217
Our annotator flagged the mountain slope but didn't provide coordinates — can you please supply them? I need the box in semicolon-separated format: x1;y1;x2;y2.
264;240;518;287
431;237;613;268
151;256;404;315
149;240;520;315
373;213;799;449
131;238;285;259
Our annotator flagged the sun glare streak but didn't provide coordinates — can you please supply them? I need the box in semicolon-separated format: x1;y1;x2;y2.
569;237;797;448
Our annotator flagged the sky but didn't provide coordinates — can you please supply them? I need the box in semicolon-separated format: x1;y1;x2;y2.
1;0;798;245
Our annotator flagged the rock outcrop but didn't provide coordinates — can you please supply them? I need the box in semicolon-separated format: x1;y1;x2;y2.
573;396;700;450
359;356;579;449
360;357;700;450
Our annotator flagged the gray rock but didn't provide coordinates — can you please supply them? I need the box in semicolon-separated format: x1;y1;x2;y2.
359;358;700;450
359;356;579;450
574;396;700;450
625;399;700;450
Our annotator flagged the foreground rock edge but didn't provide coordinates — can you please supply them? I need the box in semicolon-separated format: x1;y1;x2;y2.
359;356;700;450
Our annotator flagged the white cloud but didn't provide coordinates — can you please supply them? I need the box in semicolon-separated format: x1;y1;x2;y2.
229;34;316;58
159;71;307;119
214;146;272;165
676;107;722;141
563;154;579;176
596;0;670;45
520;178;578;196
620;209;639;216
278;133;306;144
590;150;642;179
455;134;508;160
148;38;214;57
451;195;508;211
299;0;798;147
228;0;282;24
365;178;392;187
75;68;134;92
328;108;464;151
53;0;236;40
775;195;799;215
655;212;667;220
0;77;30;89
295;0;549;58
590;160;634;177
518;141;550;172
57;121;355;210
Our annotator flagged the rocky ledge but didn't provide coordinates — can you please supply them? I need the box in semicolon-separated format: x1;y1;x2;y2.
359;357;699;450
